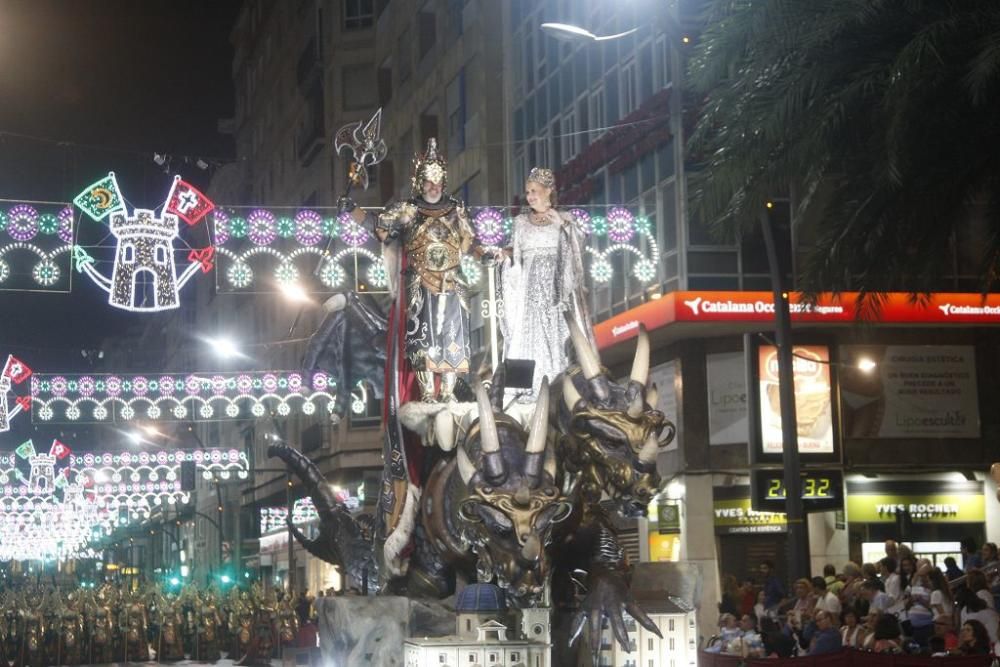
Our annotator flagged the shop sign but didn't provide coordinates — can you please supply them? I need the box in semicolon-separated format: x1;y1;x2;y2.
846;494;985;523
595;291;1000;350
758;345;834;455
657;501;681;534
706;352;749;445
648;533;681;561
840;345;980;439
713;497;787;535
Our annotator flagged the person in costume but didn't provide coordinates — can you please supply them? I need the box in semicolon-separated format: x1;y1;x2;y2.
376;137;475;403
501;167;593;402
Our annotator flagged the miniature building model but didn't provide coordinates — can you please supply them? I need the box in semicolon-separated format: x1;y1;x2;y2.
595;595;697;667
404;583;549;667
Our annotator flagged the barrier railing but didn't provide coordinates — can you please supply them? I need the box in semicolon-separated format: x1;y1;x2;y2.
699;649;994;667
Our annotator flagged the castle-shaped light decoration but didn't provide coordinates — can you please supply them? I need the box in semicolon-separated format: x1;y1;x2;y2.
73;173;215;312
27;453;56;495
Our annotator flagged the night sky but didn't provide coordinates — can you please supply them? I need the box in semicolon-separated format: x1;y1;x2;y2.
0;0;240;361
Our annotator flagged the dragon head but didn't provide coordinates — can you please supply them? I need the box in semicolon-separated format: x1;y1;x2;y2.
557;321;674;517
455;379;573;606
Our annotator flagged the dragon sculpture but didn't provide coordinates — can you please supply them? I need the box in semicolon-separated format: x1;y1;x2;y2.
274;312;673;662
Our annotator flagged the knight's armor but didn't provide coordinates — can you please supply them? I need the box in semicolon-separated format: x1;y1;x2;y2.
378;138;475;402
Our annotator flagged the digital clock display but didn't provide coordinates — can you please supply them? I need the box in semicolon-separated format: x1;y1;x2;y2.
751;469;844;512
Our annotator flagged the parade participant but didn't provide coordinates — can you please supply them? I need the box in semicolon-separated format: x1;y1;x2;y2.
377;138;475;404
500;167;593;402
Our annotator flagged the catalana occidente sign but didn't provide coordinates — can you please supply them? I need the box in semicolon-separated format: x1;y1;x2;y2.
595;292;1000;349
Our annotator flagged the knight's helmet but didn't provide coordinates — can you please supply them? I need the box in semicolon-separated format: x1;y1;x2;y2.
411;138;448;197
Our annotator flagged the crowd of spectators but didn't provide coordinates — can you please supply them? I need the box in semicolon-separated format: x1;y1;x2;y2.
707;538;1000;658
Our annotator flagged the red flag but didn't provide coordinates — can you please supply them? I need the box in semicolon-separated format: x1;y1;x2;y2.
15;396;30;411
187;247;215;273
2;355;32;385
165;176;214;226
49;439;71;460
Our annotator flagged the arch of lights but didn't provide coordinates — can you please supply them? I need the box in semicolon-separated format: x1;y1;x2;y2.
29;370;370;423
212;208;389;292
0;448;248;562
0;202;76;292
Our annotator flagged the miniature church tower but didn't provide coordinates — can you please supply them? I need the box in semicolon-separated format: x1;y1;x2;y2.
520;607;552;667
28;453;56;494
108;208;181;311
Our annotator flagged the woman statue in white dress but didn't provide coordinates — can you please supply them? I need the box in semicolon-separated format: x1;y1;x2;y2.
501;167;593;402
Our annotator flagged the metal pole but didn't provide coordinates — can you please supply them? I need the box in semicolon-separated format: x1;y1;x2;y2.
760;212;810;583
287;473;296;596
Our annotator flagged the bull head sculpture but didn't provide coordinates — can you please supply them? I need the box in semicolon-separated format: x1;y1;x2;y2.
558;320;674;517
455;379;573;606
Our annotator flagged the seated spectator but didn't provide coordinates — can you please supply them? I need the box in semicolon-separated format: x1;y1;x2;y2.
753;590;768;622
943;556;963;582
719;574;741;616
760;616;796;658
933;615;959;654
965;568;996;610
862;562;883;590
788;578;816;629
928;567;954;624
802;610;842;656
738;614;765;658
902;567;934;647
738;578;757;616
956;587;1000;643
823;564;844;596
981;542;999;572
861;580;892;614
813;576;841;616
705;613;741;653
840;561;863;608
955;619;991;655
871;613;902;653
840;609;864;648
962;537;983;572
860;612;878;650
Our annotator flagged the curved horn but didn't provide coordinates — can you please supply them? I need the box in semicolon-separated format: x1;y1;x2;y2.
525;377;550;455
474;380;500;454
637;434;660;466
562;375;584;412
456;445;476;485
434;410;456;452
627;392;644;419
566;316;601;379
646;383;659;408
629;326;650;386
543;445;557;480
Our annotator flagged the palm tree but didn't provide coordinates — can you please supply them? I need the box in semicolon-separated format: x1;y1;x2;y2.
687;1;1000;302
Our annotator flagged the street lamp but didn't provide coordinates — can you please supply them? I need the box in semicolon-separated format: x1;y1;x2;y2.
279;281;311;304
207;336;241;359
540;22;638;43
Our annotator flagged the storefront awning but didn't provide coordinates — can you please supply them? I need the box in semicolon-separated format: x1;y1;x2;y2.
595;290;1000;359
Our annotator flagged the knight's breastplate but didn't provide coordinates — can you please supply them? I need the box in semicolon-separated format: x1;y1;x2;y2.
406;208;463;293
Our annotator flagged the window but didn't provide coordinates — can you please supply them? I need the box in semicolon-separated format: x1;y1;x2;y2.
344;0;374;30
511;652;520;662
398;24;412;82
377;58;393;105
622;59;638;115
446;69;466;152
468;654;475;663
123;244;134;264
668;619;675;631
418;8;436;60
342;64;377;110
648;637;654;650
438;654;446;664
536;133;549;170
590;87;605;132
420;106;439;146
155;246;167;265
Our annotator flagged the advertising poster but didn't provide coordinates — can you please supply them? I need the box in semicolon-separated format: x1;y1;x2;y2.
649;360;679;451
758;345;834;454
839;345;979;438
706;352;749;445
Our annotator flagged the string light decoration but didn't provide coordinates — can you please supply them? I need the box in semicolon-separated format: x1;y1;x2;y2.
0;355;33;433
0;446;249;561
72;174;214;313
0;202;76;292
469;206;661;287
211;206;386;293
30;370;370;423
